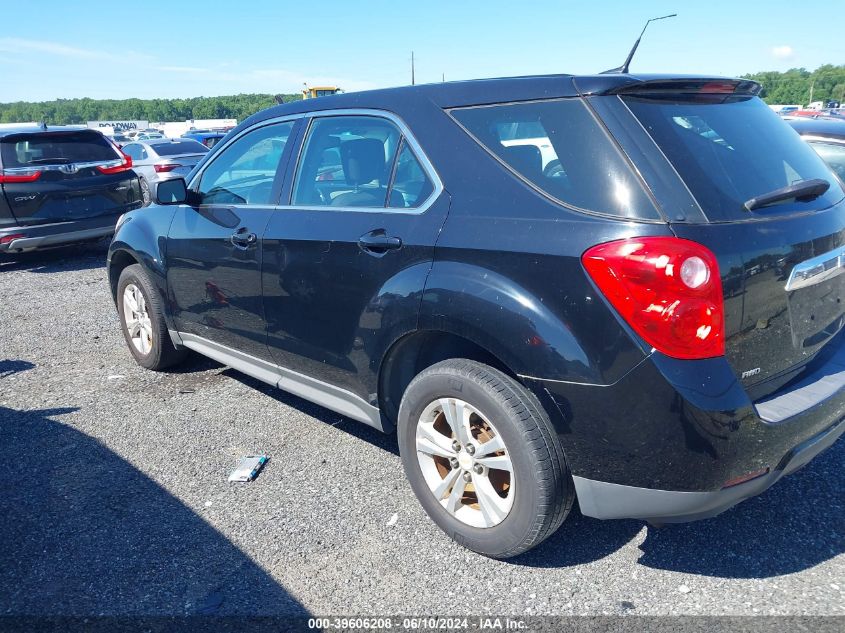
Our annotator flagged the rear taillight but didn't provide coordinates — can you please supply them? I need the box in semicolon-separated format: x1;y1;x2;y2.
582;237;725;360
96;153;133;174
0;233;26;245
154;163;182;173
0;169;42;183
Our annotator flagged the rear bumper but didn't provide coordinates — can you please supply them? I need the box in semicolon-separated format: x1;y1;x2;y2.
0;217;118;253
527;337;845;522
573;416;845;522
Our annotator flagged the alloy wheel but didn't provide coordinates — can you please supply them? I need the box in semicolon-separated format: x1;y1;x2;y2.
415;397;515;528
122;283;153;355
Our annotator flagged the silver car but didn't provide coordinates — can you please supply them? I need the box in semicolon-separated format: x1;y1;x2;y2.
121;138;209;206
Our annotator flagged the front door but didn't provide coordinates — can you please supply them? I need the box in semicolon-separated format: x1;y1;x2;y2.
166;119;299;359
262;113;449;403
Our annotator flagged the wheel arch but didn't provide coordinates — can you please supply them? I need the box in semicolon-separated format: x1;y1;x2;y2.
377;329;567;440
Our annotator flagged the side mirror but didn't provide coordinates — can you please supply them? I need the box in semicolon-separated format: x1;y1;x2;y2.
156;178;189;205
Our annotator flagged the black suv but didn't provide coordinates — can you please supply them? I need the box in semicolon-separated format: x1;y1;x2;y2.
107;74;845;558
0;126;140;254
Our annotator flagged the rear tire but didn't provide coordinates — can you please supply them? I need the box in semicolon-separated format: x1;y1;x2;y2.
398;359;574;558
117;264;186;370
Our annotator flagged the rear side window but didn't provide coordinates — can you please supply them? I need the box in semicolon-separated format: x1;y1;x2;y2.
388;141;434;208
623;95;845;220
0;131;118;168
292;116;401;208
450;99;658;219
153;139;208;156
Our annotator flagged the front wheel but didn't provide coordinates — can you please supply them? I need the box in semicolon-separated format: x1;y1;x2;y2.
139;178;152;207
117;264;186;370
398;359;574;558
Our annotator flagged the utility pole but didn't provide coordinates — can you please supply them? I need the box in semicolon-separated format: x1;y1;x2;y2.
809;80;814;105
411;51;415;86
442;72;445;83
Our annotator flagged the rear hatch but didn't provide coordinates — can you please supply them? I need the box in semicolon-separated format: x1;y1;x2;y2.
0;129;140;226
621;82;845;397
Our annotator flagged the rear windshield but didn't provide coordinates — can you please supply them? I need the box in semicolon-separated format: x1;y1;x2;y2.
0;131;118;168
153;139;208;156
623;95;845;220
450;99;659;220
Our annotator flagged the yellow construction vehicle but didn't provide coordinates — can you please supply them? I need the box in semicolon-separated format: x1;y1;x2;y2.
302;85;343;99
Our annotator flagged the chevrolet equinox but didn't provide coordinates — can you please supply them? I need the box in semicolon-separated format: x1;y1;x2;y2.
107;74;845;558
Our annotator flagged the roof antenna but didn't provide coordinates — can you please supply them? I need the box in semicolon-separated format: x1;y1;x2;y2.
602;13;677;74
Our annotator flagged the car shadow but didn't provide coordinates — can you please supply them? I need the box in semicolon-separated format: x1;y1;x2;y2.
0;240;109;273
0;358;35;378
167;356;843;576
223;369;400;457
515;436;844;577
0;405;310;620
635;437;844;578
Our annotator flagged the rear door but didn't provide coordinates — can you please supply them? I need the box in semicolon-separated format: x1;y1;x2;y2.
618;85;845;396
261;112;448;402
0;130;139;226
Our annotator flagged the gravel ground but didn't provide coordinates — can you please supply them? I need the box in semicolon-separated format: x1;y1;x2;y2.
0;241;843;619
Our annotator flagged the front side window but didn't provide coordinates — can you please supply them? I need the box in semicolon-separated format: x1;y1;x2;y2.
450;99;658;219
292;116;401;208
197;121;294;206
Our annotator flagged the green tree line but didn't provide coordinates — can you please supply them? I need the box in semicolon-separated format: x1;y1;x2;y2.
742;64;845;105
0;93;301;125
2;64;844;124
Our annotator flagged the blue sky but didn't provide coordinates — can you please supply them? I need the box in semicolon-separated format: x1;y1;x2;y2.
0;0;841;102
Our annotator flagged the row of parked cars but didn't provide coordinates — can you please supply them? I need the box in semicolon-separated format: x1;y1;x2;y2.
3;74;845;559
2;111;842;257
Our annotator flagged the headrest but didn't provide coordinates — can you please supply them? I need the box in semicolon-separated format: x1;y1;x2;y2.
501;145;542;178
340;138;385;186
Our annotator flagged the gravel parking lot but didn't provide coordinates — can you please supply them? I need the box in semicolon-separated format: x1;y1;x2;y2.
1;241;843;619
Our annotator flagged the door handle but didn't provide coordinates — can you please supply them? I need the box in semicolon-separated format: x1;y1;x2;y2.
358;230;402;254
230;227;257;249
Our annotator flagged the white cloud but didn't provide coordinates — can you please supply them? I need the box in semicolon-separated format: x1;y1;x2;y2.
771;45;795;60
0;37;107;59
157;66;212;74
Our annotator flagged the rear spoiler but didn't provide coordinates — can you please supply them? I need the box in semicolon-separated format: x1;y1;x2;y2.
574;76;762;97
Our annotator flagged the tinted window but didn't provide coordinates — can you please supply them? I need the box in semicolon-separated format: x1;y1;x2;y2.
0;131;118;168
388;141;434;208
153;139;208;156
451;99;658;219
810;142;845;182
197;121;294;206
623;95;845;220
292;116;400;208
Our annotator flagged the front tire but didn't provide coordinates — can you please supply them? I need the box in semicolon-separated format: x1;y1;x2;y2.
117;264;186;370
398;359;574;558
139;178;152;207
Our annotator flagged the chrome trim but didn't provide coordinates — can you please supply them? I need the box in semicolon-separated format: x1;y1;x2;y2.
287;109;443;214
188;109;444;216
785;245;845;292
177;332;385;431
1;158;124;174
187;113;306;190
2;226;115;252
